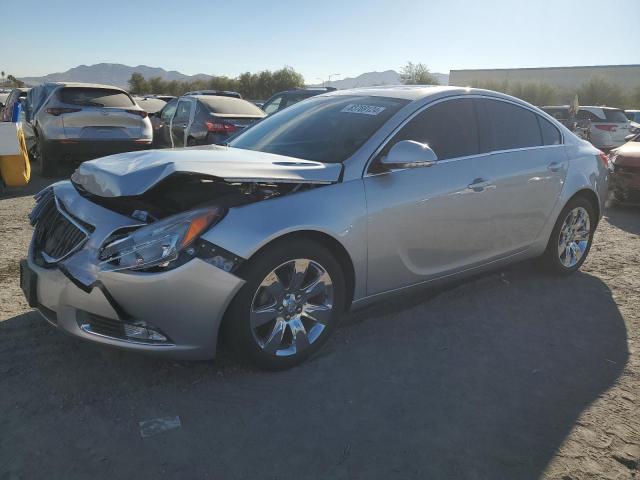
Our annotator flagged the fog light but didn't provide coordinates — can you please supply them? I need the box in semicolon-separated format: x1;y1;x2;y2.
124;323;168;342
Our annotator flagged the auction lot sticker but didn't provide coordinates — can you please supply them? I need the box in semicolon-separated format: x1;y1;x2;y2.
340;104;387;115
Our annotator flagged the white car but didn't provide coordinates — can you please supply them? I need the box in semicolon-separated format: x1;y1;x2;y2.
543;105;630;150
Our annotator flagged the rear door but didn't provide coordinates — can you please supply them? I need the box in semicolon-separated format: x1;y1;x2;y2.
474;98;567;255
155;98;177;147
58;87;144;140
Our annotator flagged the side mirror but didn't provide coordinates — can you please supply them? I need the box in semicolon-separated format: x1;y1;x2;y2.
381;140;438;168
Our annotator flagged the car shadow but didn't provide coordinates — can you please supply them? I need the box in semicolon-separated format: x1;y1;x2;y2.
0;263;628;479
604;203;640;235
0;173;64;199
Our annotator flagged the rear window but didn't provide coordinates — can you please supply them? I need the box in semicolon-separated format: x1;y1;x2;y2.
603;109;629;123
59;88;134;108
577;110;604;122
198;96;265;116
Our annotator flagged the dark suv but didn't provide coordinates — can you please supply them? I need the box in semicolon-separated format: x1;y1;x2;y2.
261;87;336;116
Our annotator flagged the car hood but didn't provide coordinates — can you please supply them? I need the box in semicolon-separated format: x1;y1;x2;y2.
612;141;640;164
71;145;343;197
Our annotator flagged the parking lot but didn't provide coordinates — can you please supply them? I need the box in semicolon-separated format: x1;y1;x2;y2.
0;174;637;479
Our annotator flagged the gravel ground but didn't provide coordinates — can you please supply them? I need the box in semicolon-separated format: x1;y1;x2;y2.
1;176;639;479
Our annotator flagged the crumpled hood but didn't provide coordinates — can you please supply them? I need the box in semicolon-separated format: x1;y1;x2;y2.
71;145;342;197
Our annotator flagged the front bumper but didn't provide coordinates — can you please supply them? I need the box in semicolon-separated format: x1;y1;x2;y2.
25;253;244;360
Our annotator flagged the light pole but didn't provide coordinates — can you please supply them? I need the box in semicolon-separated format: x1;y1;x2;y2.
327;73;341;86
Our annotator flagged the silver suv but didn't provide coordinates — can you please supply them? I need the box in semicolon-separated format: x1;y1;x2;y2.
24;83;152;177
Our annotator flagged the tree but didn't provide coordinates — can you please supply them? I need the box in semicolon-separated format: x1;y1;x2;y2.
128;72;148;94
1;71;4;86
576;76;627;109
400;62;439;85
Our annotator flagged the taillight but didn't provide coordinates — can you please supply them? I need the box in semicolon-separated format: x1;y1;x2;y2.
205;120;236;134
126;109;148;118
594;124;617;132
597;151;610;168
45;107;81;116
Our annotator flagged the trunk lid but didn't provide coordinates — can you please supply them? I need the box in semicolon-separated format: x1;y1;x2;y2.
71;145;342;197
62;107;145;139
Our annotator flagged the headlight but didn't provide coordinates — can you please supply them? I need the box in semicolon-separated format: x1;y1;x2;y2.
99;206;225;272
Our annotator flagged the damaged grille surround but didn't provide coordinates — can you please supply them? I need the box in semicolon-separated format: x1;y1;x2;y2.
31;189;94;267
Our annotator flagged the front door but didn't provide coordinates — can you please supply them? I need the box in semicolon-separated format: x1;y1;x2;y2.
170;98;194;147
364;97;498;295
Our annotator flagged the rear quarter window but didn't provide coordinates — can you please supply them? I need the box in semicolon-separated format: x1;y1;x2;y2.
59;88;135;108
537;116;562;145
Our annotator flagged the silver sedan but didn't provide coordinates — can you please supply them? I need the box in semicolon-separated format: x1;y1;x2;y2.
21;86;608;369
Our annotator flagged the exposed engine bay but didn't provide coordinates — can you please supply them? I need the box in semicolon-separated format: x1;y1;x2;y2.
72;173;318;222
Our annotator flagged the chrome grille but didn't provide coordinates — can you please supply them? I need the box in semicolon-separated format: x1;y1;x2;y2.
31;191;91;266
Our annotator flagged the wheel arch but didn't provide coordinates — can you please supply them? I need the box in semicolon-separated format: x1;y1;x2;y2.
239;229;356;312
567;188;601;226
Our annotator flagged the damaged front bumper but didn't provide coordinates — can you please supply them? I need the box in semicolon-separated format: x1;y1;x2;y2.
22;182;245;360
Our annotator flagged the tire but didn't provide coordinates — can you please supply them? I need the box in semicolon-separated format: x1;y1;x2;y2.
186;137;197;147
542;196;596;275
224;239;346;370
32;137;59;178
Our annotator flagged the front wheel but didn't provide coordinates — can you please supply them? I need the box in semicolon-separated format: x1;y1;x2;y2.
542;196;596;275
225;239;345;370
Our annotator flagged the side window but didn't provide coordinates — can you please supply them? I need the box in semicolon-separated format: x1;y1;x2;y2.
381;98;479;161
263;96;282;115
538;116;562;146
174;100;191;120
161;99;178;121
479;99;542;150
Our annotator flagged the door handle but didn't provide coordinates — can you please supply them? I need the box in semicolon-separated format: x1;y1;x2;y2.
547;162;562;172
468;178;493;192
182;124;188;128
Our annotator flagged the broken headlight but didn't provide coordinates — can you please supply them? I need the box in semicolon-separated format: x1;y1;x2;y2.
99;207;225;272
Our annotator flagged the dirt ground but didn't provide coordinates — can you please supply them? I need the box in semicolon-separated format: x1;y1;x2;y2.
1;176;639;480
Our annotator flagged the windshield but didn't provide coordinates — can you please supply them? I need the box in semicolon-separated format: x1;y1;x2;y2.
229;95;409;163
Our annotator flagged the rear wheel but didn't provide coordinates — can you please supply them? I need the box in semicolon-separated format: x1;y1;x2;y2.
542;196;595;275
186;136;197;147
225;239;345;370
32;138;59;178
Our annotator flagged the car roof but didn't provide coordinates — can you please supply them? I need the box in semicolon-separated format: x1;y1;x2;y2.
43;81;129;92
323;85;531;103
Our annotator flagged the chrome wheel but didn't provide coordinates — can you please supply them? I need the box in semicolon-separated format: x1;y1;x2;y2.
250;259;334;357
557;206;591;268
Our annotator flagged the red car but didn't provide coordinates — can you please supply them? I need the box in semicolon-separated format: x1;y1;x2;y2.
609;133;640;202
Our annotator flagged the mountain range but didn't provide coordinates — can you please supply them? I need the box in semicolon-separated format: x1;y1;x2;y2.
19;63;450;90
19;63;212;89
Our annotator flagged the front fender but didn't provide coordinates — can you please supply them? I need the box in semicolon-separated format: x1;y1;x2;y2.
201;179;368;301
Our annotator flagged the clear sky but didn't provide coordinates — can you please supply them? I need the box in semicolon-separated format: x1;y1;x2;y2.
4;0;640;82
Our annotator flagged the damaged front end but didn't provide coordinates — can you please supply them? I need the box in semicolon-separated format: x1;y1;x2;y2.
32;147;342;284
